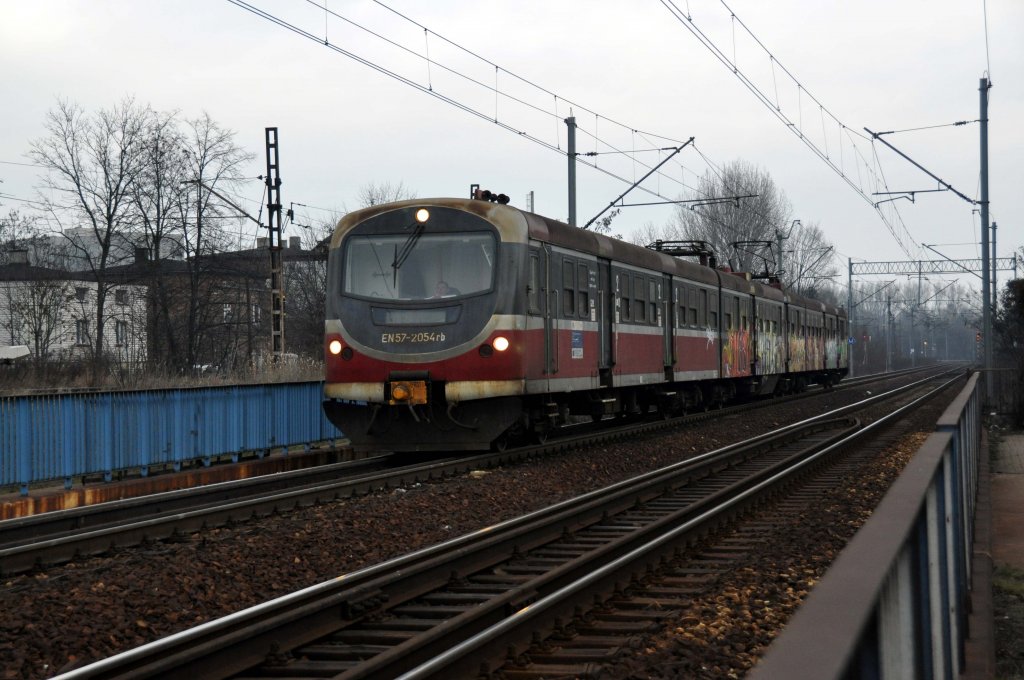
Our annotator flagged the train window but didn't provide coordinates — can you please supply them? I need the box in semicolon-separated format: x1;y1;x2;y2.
635;275;646;322
699;289;707;326
650;280;658;324
562;259;575;317
578;263;590;319
343;232;495;300
620;275;631;322
676;287;686;328
528;253;540;315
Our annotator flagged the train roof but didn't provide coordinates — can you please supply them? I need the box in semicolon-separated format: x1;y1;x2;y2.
332;198;844;317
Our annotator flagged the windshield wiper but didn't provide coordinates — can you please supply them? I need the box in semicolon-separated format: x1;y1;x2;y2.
391;221;426;285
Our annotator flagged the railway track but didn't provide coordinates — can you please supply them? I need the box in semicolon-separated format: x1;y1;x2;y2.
51;368;963;679
0;366;944;576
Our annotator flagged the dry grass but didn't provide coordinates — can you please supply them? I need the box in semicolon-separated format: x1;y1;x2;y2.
0;356;324;396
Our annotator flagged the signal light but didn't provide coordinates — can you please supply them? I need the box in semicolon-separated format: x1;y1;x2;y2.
472;187;511;205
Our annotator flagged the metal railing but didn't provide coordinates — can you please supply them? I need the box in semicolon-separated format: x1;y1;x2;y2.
750;372;981;680
1;382;341;495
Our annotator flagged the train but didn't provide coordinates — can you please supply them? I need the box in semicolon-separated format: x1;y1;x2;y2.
323;195;849;452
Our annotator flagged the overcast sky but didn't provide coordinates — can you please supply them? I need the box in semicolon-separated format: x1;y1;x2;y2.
1;0;1021;295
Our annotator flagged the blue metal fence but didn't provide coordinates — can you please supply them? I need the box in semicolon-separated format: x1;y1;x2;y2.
750;372;981;680
0;382;342;495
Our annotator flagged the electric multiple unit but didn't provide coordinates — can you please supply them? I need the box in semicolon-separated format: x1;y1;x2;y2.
324;197;848;452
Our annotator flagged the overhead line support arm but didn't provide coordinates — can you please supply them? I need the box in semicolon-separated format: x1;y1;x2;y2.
864;127;977;205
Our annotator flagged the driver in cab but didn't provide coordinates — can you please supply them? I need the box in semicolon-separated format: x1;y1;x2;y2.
433;281;459;298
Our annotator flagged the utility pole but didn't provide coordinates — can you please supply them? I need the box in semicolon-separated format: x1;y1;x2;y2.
913;261;922;367
886;292;892;373
847;258;854;378
980;77;992;400
992;221;998;310
566;116;576;227
265;127;285;362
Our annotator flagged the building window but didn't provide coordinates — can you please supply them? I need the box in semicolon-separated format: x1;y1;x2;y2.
75;287;88;302
251;304;262;325
115;289;128;305
115;320;127;346
75;319;89;345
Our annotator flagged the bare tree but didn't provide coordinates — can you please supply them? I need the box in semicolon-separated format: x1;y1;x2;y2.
665;160;791;273
355;181;416;207
639;160;836;298
0;210;38;261
783;220;838;299
133;109;188;261
131;109;190;370
0;271;74;366
286;215;338;358
173;113;255;371
28;97;149;371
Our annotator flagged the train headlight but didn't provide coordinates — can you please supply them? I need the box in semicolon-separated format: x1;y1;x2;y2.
415;208;430;223
328;339;343;355
493;336;510;352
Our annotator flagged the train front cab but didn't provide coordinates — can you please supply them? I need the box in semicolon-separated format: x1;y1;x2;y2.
323;199;530;451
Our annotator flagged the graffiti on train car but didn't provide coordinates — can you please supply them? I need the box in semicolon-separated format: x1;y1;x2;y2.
723;327;752;377
756;326;784;375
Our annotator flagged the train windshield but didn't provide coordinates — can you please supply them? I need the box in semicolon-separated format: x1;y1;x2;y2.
343;232;496;301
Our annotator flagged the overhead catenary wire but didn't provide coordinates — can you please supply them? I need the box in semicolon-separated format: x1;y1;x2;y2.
229;0;707;207
658;0;923;261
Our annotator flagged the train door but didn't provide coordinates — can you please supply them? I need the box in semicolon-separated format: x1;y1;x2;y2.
753;299;761;376
598;259;613;385
662;273;674;371
673;281;686;373
541;244;555;376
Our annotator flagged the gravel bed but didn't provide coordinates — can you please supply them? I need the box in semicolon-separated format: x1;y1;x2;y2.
0;374;957;678
605;433;929;679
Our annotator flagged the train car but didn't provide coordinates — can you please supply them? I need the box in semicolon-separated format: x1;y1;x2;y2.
323;197;847;452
